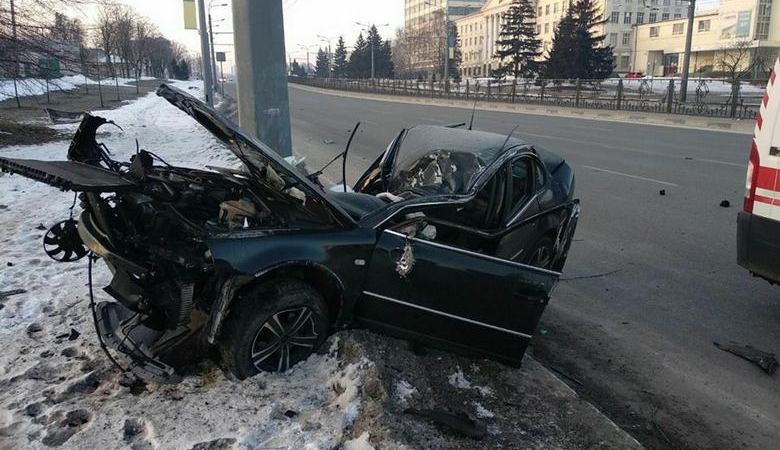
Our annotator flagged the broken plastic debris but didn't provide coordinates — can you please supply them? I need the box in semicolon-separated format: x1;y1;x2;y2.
714;341;778;375
720;200;731;208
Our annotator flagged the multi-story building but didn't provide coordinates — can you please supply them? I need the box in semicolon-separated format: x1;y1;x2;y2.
405;0;487;76
633;0;780;76
454;0;687;78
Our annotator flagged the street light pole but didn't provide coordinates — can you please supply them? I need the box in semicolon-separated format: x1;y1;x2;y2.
196;0;214;106
208;2;228;96
356;22;390;80
679;0;696;102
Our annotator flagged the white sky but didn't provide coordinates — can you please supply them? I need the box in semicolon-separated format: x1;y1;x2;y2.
70;0;404;73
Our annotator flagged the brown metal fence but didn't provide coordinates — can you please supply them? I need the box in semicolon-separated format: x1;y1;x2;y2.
289;76;764;120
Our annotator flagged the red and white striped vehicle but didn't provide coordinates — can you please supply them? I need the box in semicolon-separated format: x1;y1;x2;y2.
738;58;780;284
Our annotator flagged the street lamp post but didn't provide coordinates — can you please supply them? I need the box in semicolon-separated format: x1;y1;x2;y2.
196;0;214;105
298;44;316;75
679;0;697;102
208;1;228;95
317;34;334;77
356;22;390;80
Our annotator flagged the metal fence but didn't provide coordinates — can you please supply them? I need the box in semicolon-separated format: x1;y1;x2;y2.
289;76;766;120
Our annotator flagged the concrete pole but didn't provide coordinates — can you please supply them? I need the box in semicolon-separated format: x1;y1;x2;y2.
370;42;375;80
10;0;20;108
197;0;214;106
679;0;696;102
232;0;292;157
209;12;219;93
443;9;449;86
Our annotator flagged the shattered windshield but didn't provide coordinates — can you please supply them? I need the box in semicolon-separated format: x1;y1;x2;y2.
389;149;485;195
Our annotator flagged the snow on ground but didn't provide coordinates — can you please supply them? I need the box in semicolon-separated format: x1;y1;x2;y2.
0;75;157;101
0;80;378;449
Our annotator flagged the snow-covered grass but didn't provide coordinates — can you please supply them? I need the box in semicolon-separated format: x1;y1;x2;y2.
0;80;377;449
0;75;157;101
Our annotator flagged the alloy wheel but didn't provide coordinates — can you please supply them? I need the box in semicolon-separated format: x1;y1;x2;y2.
250;306;319;372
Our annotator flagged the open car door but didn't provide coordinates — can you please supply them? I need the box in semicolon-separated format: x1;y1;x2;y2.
355;220;559;366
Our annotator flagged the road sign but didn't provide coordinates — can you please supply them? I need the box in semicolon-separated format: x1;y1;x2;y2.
216;52;226;62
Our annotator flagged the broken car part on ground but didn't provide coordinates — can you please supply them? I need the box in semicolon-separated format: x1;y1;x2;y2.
0;84;580;383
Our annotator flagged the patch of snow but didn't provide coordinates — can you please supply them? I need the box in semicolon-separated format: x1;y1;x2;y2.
473;402;495;419
448;366;472;389
343;432;375;450
0;80;377;448
0;75;159;101
474;384;495;398
393;380;417;407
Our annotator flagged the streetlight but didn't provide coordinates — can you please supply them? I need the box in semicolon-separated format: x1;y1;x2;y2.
356;22;390;80
298;44;317;75
317;34;335;77
679;0;696;102
423;0;449;87
208;1;228;94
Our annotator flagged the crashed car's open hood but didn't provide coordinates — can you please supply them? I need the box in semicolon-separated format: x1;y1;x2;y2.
155;84;355;226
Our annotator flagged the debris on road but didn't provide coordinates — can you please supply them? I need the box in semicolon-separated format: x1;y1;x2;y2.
720;200;731;208
0;289;26;299
44;108;86;124
659;189;666;196
323;139;335;144
714;341;778;375
404;408;487;440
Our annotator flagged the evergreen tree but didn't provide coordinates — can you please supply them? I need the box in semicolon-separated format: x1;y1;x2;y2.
315;48;330;77
333;36;349;78
544;0;614;79
348;33;369;78
290;59;307;77
492;0;541;79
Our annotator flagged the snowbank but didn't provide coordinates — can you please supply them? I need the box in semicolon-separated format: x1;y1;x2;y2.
0;75;158;101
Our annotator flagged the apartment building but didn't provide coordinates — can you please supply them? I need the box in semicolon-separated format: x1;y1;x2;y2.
633;0;780;76
405;0;487;75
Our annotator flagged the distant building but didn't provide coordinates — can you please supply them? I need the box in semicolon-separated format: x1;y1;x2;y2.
405;0;487;76
632;0;779;77
455;0;513;77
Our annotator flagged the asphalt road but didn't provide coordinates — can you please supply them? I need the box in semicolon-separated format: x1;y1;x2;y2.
226;83;778;448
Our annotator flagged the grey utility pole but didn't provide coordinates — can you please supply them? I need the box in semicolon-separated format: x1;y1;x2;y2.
356;22;389;80
679;0;696;103
208;1;227;94
197;0;214;106
10;0;20;108
232;0;292;157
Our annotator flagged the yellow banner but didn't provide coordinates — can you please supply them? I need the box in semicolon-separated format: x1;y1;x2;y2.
183;0;197;30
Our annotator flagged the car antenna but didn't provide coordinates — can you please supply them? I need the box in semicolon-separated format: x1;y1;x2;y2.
307;122;361;192
499;122;523;153
468;96;478;130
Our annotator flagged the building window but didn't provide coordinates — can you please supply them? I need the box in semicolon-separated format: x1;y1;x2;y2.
622;32;631;45
624;12;632;24
649;12;657;22
536;24;542;34
636;12;644;24
609;32;618;46
672;23;684;34
649;26;659;37
674;13;681;19
545;5;550;15
620;55;630;68
663;0;670;5
662;12;669;21
611;11;620;23
544;23;549;33
538;7;543;16
698;19;710;32
757;0;772;39
554;2;558;13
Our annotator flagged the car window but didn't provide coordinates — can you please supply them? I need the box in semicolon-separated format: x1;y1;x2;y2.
534;161;546;191
510;158;532;211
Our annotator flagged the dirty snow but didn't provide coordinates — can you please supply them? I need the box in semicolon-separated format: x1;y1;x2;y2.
0;81;377;449
342;431;375;450
392;380;417;407
0;75;156;101
447;367;494;397
472;402;495;419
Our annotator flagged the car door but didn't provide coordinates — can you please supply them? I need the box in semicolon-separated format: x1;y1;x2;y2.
354;214;559;366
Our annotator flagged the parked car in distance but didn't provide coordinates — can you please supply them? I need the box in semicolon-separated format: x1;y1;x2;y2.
0;84;580;382
625;72;644;79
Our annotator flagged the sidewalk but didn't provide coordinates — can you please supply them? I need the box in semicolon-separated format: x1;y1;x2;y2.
292;82;756;135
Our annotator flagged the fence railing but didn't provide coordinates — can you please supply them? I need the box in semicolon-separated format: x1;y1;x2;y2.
289;76;765;120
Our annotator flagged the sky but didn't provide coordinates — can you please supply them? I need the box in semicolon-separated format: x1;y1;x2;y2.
71;0;405;73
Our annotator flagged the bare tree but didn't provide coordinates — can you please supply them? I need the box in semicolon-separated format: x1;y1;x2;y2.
718;40;767;117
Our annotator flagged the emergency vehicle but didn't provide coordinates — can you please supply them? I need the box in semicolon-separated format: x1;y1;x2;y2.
737;58;780;284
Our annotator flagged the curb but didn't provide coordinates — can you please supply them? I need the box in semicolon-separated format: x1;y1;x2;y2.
290;83;755;135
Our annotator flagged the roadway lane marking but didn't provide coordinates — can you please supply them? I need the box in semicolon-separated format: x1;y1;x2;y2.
583;165;680;187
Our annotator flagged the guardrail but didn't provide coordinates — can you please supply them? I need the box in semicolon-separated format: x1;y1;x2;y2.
289;76;764;120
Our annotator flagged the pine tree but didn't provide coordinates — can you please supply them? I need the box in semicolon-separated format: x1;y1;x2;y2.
449;25;463;81
493;0;541;79
315;48;330;77
544;0;614;79
333;36;348;78
348;33;369;78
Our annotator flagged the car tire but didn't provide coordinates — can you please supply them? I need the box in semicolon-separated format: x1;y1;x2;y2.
218;279;330;380
526;235;555;270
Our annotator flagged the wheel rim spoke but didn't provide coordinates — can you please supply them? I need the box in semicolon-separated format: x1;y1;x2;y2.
277;344;291;372
288;334;318;348
289;308;313;334
251;340;282;368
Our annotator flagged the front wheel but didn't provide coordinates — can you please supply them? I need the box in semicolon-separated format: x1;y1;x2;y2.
219;279;330;379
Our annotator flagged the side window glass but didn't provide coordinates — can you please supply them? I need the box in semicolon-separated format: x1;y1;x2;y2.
534;161;546;191
511;158;532;211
